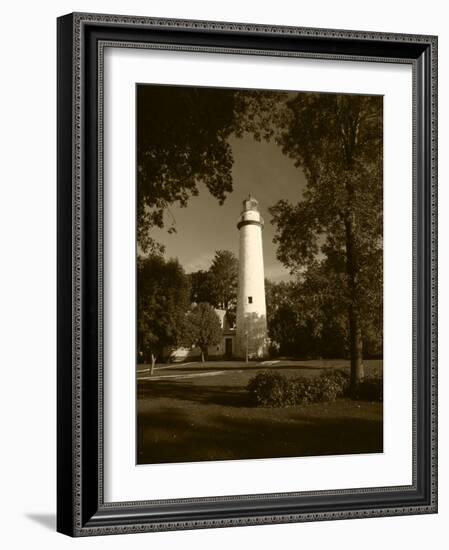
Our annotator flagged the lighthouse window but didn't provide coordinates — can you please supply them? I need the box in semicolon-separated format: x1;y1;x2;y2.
248;296;253;304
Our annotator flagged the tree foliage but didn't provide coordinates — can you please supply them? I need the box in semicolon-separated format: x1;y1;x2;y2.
188;250;238;326
182;303;223;362
137;255;191;371
189;270;214;305
208;250;239;310
265;276;348;359
267;93;383;388
137;86;242;255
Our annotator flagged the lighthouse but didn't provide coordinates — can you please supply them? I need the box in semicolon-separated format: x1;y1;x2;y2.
235;195;268;359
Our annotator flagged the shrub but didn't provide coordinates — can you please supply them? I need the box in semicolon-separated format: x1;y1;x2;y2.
247;369;350;407
247;371;291;407
318;368;350;398
352;376;383;402
246;368;383;407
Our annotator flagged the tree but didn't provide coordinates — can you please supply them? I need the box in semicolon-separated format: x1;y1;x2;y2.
182;303;222;362
269;93;383;391
208;250;239;311
265;279;304;356
189;251;238;327
137;86;241;255
189;270;214;305
137;255;191;373
265;276;347;359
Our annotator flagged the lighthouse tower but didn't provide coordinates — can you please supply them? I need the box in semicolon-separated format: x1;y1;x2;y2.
235;195;268;359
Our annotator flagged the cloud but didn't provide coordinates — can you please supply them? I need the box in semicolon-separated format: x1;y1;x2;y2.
264;263;291;282
183;252;215;273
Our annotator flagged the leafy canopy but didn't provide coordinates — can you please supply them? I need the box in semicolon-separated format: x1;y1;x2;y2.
137;86;241;255
269;93;383;340
182;303;223;354
137;255;191;362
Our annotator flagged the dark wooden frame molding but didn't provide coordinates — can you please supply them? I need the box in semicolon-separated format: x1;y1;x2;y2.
57;12;438;537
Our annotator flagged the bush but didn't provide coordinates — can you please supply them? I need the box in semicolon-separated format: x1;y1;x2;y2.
247;369;350;407
352;376;383;402
318;368;350;398
247;371;291;407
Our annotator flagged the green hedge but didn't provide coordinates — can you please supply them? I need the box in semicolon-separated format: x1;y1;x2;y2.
247;369;350;407
247;369;382;407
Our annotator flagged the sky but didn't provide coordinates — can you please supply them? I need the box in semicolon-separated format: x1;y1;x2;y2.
150;132;307;282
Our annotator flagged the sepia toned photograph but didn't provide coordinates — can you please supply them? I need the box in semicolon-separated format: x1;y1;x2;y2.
136;84;383;465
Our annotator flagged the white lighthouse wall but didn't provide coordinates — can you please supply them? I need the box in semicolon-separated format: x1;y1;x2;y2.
236;223;268;358
237;224;267;317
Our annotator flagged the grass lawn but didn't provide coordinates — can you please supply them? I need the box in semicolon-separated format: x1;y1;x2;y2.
137;359;383;464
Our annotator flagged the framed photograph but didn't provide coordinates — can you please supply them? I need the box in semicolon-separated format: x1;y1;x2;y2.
57;12;438;536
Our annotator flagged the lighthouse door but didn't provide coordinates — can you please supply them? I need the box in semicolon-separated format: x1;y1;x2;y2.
225;338;233;359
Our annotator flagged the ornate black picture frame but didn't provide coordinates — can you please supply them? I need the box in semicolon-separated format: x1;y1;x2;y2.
57;12;438;536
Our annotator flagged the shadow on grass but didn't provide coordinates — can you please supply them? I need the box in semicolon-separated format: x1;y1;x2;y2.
138;380;251;407
149;364;332;373
137;405;383;464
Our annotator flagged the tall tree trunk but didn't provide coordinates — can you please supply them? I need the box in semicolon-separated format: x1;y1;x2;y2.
349;306;364;390
344;211;365;393
150;353;156;375
201;348;205;362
